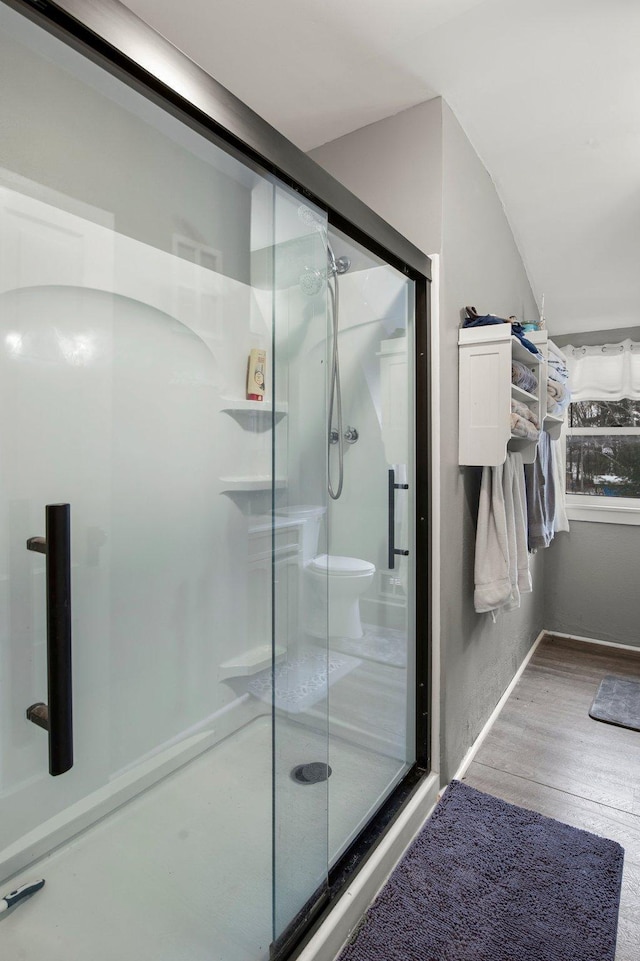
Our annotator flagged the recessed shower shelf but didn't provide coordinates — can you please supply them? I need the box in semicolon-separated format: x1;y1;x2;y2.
219;475;287;492
221;397;288;415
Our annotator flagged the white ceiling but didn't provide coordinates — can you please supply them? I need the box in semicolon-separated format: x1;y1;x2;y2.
121;0;640;335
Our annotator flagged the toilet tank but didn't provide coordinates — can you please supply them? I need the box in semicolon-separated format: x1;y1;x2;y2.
275;505;326;563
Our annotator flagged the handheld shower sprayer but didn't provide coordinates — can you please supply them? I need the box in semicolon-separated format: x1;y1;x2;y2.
298;205;351;277
297;203;323;231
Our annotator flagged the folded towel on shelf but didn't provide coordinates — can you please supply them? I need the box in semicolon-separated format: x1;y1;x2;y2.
547;378;567;401
511;361;538;394
547;343;570;383
511;399;540;428
547;359;570;384
547;378;571;412
510;412;540;440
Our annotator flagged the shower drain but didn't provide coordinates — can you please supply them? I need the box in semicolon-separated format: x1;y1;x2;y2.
291;762;332;784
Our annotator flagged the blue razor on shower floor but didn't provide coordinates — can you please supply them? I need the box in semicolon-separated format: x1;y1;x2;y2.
0;879;45;913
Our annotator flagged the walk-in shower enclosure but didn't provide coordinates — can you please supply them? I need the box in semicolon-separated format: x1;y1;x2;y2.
0;1;431;958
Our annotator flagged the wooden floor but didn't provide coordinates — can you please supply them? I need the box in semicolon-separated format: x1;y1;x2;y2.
463;635;640;961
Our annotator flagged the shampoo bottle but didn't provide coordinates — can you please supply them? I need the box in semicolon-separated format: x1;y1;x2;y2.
247;348;266;402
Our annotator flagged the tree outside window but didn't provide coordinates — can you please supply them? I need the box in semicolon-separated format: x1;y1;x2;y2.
566;399;640;498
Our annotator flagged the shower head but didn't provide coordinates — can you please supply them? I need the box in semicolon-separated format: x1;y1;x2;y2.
297;204;325;233
299;266;324;297
297;205;351;283
299;257;351;296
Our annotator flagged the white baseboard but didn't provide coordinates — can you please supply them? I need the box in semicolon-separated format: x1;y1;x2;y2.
451;629;546;783
449;627;640;791
545;630;640;654
295;772;441;961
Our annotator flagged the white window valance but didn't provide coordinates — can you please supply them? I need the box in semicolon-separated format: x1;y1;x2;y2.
564;339;640;401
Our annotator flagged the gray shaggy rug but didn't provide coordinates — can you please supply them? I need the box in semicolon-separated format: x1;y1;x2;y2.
339;780;623;961
590;674;640;732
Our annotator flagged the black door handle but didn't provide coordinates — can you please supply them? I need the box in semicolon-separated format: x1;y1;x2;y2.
26;504;73;776
388;469;409;570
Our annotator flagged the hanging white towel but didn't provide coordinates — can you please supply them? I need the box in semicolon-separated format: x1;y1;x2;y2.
474;452;531;615
550;436;570;533
502;453;520;611
474;462;511;613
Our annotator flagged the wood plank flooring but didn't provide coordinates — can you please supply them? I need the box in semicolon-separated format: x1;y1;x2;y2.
463;635;640;961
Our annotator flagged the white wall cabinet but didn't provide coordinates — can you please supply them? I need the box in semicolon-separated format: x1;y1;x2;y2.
528;330;565;441
458;324;543;466
458;325;567;466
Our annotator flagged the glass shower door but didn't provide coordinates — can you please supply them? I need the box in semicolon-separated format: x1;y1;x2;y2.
323;227;417;865
0;4;330;959
0;4;422;960
271;186;331;945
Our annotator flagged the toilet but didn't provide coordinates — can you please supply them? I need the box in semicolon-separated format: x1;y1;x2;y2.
275;505;376;640
306;553;375;639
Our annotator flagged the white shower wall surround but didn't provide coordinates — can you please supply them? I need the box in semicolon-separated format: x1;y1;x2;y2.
0;194;272;752
0;2;425;959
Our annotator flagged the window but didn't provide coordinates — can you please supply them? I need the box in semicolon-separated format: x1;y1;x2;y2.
566;399;640;498
564;340;640;524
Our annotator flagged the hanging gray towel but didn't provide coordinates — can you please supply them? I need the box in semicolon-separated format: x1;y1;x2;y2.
525;430;556;549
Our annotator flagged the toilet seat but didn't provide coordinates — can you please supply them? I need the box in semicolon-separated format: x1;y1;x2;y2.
309;554;375;577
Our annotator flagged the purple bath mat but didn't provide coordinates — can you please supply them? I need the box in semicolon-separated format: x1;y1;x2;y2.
339;780;624;961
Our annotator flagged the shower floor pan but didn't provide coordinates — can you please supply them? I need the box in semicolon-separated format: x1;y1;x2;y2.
1;716;404;961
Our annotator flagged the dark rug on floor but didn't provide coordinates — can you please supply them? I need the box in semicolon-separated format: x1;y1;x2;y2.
338;780;624;961
590;674;640;732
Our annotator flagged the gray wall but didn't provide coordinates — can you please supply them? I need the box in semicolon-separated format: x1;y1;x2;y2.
547;325;640;648
311;98;545;782
438;102;544;779
544;522;639;645
311;99;443;256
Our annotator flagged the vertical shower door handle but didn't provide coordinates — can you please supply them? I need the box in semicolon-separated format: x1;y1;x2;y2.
388;469;410;570
26;504;73;776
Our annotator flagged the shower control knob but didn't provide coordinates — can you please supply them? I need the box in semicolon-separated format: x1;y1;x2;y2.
329;428;340;445
344;426;359;444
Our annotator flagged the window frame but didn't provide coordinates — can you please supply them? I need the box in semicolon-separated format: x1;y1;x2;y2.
565;420;640;525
